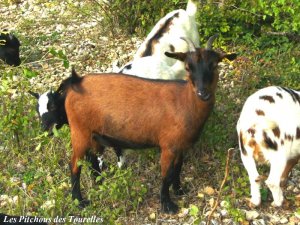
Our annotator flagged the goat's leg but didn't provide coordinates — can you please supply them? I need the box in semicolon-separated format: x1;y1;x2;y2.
240;152;261;206
172;153;184;195
86;151;102;180
266;157;286;207
91;132;125;168
160;148;178;214
114;147;125;168
70;132;90;207
280;157;299;187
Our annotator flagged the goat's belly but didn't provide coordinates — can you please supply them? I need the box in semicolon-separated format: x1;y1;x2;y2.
92;132;156;149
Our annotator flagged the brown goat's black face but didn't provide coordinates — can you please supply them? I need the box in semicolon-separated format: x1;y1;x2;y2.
165;49;237;101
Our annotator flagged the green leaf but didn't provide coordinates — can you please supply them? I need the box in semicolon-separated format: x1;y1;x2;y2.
35;142;42;151
52;126;59;137
189;204;199;217
260;188;268;201
23;68;38;78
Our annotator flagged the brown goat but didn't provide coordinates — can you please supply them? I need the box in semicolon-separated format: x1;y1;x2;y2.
60;36;236;213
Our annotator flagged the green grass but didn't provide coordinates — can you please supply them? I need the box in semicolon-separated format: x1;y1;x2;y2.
1;0;300;224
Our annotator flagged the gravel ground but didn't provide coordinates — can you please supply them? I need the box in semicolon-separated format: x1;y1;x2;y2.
1;1;300;224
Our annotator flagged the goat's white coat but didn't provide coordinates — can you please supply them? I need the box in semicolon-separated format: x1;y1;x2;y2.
118;0;199;79
237;86;300;206
117;156;125;168
38;91;50;116
134;0;199;62
119;56;185;79
97;156;104;170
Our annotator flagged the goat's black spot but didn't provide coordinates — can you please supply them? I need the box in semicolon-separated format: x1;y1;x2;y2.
296;127;300;139
263;131;278;150
281;87;300;104
239;132;247;156
125;64;132;70
247;128;256;138
276;92;283;98
255;109;265;116
169;44;175;52
259;95;275;103
141;12;179;57
272;126;281;138
285;133;294;141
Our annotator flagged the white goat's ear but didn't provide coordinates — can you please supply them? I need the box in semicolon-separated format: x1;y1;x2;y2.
28;91;39;99
165;52;186;62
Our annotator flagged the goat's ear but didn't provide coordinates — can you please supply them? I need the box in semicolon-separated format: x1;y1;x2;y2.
28;91;39;99
8;34;14;41
222;53;237;61
165;52;187;62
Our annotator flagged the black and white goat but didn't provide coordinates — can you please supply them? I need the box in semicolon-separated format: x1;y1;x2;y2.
237;86;300;207
118;0;199;79
0;31;21;66
29;89;124;169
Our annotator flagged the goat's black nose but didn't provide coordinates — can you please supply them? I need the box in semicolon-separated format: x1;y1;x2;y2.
197;90;211;101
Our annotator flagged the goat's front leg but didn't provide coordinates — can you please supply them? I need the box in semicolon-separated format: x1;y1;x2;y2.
160;148;178;214
172;153;185;195
70;157;90;208
240;152;261;206
266;157;286;207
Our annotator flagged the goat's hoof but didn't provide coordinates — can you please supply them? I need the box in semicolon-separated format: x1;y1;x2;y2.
79;199;90;208
173;186;186;196
246;198;260;208
271;200;283;208
161;201;179;214
282;199;290;209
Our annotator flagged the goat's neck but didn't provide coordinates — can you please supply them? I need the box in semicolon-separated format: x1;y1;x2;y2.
184;81;215;119
58;94;68;125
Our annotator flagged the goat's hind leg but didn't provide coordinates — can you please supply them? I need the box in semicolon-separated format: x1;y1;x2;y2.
240;152;262;207
266;156;286;207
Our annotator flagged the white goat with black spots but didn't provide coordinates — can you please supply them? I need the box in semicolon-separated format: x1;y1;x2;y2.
237;86;300;207
118;0;199;79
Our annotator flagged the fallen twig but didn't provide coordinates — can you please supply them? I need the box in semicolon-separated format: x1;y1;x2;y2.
206;148;235;225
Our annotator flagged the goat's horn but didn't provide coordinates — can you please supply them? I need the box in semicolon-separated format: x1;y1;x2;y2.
180;37;196;52
206;34;219;50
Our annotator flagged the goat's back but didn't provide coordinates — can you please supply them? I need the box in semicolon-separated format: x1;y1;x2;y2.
134;9;199;65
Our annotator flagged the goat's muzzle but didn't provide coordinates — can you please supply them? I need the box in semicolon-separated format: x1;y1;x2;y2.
197;90;211;101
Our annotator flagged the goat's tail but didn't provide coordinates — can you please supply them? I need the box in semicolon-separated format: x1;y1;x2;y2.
57;67;83;95
186;0;197;17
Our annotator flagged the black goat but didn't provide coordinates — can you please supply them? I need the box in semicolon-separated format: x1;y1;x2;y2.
0;31;21;66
